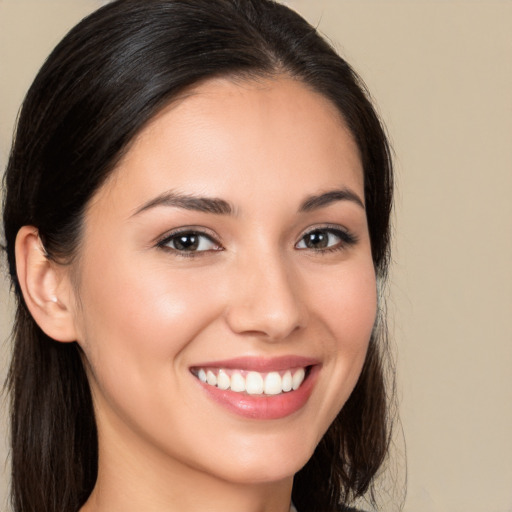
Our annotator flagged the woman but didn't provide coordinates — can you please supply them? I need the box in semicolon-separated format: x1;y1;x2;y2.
2;0;394;511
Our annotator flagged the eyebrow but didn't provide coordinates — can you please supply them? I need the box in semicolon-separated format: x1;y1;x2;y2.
132;191;234;217
299;188;365;212
132;187;364;218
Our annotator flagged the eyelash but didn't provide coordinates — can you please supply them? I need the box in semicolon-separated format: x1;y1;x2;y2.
156;225;357;257
296;225;358;254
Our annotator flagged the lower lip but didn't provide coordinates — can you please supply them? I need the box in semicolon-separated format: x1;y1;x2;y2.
197;366;319;420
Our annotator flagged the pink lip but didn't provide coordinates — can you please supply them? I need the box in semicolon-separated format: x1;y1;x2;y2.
191;355;320;373
191;357;321;420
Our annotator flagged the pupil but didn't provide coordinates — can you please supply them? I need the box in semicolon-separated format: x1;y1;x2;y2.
175;234;198;251
307;231;327;248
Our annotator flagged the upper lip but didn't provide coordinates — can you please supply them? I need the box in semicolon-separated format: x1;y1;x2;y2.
190;355;320;372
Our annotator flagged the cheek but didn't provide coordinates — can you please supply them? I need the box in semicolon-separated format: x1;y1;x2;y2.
305;258;377;421
334;262;377;376
72;255;231;449
73;248;226;382
309;258;377;346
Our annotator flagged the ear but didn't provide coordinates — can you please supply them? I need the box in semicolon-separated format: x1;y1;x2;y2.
15;226;78;342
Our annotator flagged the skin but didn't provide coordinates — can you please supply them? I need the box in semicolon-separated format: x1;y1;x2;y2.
46;76;376;512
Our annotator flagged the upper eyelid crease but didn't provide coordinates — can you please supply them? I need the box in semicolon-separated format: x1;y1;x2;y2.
300;222;357;237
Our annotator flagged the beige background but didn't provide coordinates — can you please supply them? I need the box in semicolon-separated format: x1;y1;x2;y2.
1;1;511;511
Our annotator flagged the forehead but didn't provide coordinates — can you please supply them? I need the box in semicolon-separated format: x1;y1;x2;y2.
90;76;364;217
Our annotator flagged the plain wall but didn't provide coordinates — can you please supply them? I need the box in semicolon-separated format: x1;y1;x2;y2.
1;1;511;511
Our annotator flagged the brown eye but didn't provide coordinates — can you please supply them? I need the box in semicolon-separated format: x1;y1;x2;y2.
300;230;331;249
296;227;357;251
160;231;220;252
173;233;200;251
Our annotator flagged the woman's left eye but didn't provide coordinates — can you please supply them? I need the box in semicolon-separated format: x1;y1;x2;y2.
295;227;356;251
158;231;221;253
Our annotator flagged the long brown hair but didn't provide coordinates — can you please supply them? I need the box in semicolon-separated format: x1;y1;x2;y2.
2;1;394;511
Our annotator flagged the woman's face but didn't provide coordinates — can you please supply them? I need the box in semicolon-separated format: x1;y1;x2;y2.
69;77;376;485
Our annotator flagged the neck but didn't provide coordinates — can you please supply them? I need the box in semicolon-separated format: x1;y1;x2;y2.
82;473;293;512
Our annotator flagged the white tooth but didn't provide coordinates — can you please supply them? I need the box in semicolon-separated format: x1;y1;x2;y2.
292;368;305;390
206;370;217;386
245;371;264;395
198;369;207;383
282;370;293;392
230;372;246;392
264;372;282;395
217;369;230;390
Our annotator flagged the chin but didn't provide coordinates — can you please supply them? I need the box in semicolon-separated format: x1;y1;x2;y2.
198;431;319;486
213;457;309;486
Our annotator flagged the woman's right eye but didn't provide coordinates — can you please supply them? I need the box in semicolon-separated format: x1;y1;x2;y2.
158;231;221;254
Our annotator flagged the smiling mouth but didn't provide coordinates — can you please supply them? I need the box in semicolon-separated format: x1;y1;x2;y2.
191;367;311;396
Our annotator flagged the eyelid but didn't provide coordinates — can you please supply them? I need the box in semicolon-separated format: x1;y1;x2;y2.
298;223;354;239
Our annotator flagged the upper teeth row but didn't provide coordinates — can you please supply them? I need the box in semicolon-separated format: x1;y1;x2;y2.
196;368;306;395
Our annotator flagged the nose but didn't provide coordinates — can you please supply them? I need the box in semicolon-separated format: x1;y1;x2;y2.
224;250;307;341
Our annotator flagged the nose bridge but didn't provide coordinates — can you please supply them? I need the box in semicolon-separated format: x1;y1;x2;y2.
225;246;305;340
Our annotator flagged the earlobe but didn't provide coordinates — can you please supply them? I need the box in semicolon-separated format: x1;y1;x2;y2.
15;226;78;343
